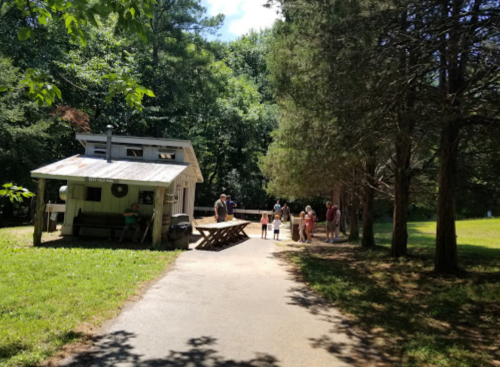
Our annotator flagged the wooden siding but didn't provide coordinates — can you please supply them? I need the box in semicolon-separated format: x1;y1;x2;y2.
62;181;175;234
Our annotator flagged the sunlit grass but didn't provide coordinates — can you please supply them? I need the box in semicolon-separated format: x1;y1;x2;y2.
0;227;180;367
374;218;500;249
283;219;500;367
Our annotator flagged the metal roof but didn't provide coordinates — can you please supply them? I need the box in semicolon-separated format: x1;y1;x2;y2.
75;133;204;183
31;155;189;187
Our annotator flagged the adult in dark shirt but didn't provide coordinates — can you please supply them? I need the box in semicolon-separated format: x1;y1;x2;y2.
281;203;290;224
226;195;237;221
214;194;228;223
119;204;141;243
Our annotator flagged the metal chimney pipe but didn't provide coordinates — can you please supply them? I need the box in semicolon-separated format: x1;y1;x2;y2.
106;125;113;162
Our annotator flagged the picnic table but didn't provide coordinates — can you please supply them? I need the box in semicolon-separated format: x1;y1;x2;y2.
195;221;251;249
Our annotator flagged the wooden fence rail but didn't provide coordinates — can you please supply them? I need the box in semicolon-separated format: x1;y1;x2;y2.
194;206;271;215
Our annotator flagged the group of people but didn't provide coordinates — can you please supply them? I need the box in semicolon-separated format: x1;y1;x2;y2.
260;201;341;244
120;196;341;245
214;194;237;222
259;212;282;240
297;202;340;243
272;201;291;223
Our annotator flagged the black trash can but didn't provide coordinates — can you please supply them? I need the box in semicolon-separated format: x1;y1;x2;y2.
167;214;192;250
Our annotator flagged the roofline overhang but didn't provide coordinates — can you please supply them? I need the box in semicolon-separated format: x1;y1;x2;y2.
76;133;204;183
30;172;176;187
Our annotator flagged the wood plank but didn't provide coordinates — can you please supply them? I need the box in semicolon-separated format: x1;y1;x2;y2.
33;178;46;246
152;186;165;246
194;207;270;215
195;221;250;249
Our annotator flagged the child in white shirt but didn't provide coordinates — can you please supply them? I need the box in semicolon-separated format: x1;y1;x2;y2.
273;214;281;240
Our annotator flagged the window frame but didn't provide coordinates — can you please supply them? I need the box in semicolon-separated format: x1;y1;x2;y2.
126;147;144;159
158;149;176;160
86;187;102;202
138;190;155;206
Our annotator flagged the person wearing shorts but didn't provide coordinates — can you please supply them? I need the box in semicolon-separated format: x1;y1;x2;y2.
273;214;281;240
226;196;237;221
260;212;269;239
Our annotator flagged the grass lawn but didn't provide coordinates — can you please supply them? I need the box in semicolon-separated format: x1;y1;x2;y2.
0;227;180;367
282;219;500;367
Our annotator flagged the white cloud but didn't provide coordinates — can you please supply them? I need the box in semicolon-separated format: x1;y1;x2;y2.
205;0;281;37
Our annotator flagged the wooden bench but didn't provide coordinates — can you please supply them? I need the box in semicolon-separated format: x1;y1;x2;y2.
72;210;140;239
195;221;251;250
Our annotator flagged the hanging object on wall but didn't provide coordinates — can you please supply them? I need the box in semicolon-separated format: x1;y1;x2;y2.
165;193;178;204
111;183;128;198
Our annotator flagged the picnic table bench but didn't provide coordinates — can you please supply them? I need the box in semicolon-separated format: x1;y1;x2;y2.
195;221;251;249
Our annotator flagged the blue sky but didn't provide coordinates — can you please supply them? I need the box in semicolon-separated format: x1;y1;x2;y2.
200;0;281;42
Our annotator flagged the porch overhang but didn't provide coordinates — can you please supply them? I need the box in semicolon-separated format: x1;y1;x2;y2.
31;155;189;187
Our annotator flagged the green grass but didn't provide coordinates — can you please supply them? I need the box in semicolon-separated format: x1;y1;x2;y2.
282;219;500;367
0;227;180;367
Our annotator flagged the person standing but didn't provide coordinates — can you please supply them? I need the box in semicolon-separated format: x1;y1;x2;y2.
260;212;269;239
273;200;281;217
281;203;290;224
333;204;341;240
325;202;335;243
305;210;313;243
273;214;281;240
305;205;317;238
119;203;141;243
214;194;228;223
226;195;237;221
299;211;306;242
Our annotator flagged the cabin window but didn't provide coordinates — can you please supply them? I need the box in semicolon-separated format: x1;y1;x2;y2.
138;191;155;205
93;146;107;155
158;149;176;160
86;187;102;202
127;148;143;158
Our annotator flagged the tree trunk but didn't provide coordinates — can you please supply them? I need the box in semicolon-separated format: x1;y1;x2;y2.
391;131;412;257
152;186;165;246
33;178;46;246
434;0;463;275
348;191;360;241
435;119;460;274
362;158;376;248
391;8;417;258
340;184;347;235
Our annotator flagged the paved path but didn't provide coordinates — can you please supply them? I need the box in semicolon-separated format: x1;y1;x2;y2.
60;239;383;367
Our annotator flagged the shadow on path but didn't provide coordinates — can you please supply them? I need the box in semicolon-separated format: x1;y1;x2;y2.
63;332;280;367
273;243;500;366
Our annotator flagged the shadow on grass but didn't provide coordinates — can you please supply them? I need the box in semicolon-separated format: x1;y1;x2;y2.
275;244;500;367
61;332;279;367
37;234;189;252
0;341;29;362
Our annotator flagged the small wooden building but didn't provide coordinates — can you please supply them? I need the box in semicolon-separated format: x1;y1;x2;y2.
30;127;203;245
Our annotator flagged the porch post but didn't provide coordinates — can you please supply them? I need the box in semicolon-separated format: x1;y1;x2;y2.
33;178;46;246
153;186;165;246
